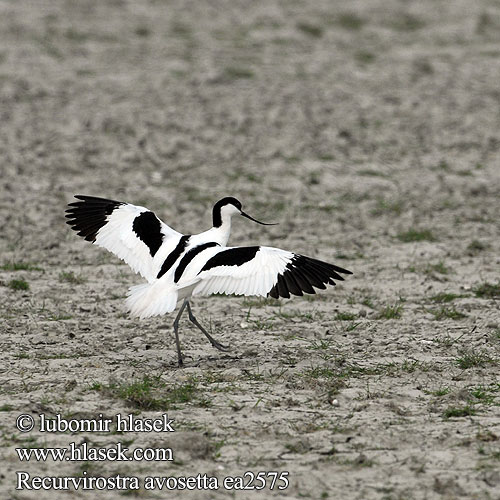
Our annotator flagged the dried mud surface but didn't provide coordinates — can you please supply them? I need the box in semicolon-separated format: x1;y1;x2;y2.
0;1;499;499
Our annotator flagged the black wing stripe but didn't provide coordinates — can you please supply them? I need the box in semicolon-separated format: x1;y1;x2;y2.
331;263;353;275
324;270;344;282
308;259;341;274
309;258;352;276
76;232;98;242
69;217;107;228
157;235;191;279
66;212;114;222
67;200;123;214
73;222;106;236
74;195;122;203
282;273;295;296
132;211;164;257
283;272;303;296
299;266;327;289
308;262;344;282
71;198;122;208
69;221;110;241
200;246;260;273
291;268;315;294
66;209;116;218
174;242;219;283
276;278;290;299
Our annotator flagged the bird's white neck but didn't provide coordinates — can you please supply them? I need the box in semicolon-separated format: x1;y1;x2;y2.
205;218;232;247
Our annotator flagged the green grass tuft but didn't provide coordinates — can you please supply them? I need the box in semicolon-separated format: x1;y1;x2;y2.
470;385;498;405
466;240;489;254
376;305;402;319
429;293;465;303
335;312;357;321
59;271;86;284
296;22;323;38
170;21;192;37
425;261;449;275
135;26;151;37
397;229;436;243
48;314;73;321
413;58;434;75
435;160;450;171
14;353;30;359
473;282;500;299
1;262;43;271
361;297;375;308
301;365;347;395
8;279;29;291
65;28;90;42
317;154;334;161
358;169;388;178
337;12;365;30
431;307;466;320
455;350;493;370
431;387;450;397
442;405;475;419
391;13;425;31
90;376;206;410
222;66;254;80
371;197;403;216
355;50;375;64
476;11;493;35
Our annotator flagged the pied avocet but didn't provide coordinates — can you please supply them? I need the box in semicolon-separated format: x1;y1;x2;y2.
66;195;352;365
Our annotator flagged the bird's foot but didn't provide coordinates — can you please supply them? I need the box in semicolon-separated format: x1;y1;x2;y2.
209;338;230;352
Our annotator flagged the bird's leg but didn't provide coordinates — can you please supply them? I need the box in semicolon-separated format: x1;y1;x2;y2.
185;301;230;352
173;299;189;367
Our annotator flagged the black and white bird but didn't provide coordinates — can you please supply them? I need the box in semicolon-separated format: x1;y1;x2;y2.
66;195;352;365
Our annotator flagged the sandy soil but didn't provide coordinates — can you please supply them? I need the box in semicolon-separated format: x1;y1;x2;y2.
0;0;499;498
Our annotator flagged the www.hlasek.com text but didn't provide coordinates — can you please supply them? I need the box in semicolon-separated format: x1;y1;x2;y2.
17;442;173;462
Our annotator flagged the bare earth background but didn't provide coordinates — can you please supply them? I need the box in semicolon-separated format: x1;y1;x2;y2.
0;0;499;498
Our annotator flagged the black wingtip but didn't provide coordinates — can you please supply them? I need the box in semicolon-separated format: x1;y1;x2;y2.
334;265;353;275
268;254;352;300
66;195;124;242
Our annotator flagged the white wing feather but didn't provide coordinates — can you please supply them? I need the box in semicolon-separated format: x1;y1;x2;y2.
65;195;182;283
95;204;181;282
192;246;294;297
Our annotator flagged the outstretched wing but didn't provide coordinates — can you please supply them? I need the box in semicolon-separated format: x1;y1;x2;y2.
192;245;352;299
65;195;182;282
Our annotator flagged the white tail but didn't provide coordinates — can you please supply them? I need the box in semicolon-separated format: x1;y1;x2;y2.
126;282;178;319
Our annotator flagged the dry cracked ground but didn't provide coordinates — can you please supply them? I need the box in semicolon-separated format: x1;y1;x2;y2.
0;0;499;499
